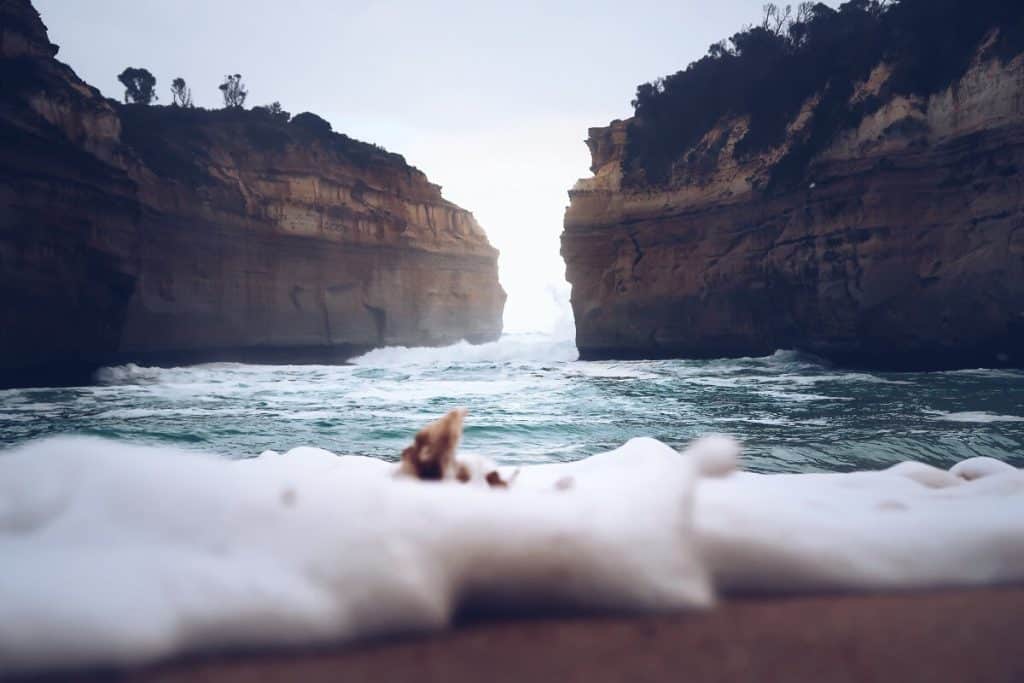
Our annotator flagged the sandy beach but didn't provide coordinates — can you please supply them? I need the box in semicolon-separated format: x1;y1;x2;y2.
48;587;1022;683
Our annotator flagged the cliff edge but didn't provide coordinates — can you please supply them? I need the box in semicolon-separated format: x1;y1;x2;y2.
562;0;1024;369
0;0;505;387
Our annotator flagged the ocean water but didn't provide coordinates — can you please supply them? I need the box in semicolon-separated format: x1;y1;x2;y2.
1;333;1022;473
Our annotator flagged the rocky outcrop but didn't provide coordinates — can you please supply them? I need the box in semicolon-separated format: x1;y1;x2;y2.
563;40;1024;369
0;0;504;387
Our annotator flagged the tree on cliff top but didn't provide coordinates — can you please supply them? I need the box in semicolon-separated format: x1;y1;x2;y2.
170;77;193;107
219;74;247;108
118;67;157;105
253;101;290;122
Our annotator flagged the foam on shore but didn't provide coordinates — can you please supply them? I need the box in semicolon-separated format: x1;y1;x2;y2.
0;436;706;672
1;435;1022;672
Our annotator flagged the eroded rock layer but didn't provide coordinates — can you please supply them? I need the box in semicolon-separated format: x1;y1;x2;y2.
0;0;504;387
563;45;1024;369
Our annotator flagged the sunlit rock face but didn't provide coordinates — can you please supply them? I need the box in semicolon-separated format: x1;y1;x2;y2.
0;0;505;387
562;46;1024;370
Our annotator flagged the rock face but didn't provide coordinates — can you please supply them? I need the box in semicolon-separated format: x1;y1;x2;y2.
0;0;504;387
563;45;1024;369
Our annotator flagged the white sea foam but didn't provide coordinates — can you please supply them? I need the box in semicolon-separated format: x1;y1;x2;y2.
755;389;851;402
1;434;1022;672
926;410;1024;423
350;333;578;366
713;415;796;426
0;435;707;673
347;378;534;403
97;407;256;419
94;363;166;385
773;372;912;386
696;465;1024;592
569;363;660;380
764;349;828;365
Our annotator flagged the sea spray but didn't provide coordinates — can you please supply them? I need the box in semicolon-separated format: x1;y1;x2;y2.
350;331;579;365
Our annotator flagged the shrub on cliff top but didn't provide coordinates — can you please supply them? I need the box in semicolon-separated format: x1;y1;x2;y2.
252;101;290;123
170;77;193;108
118;67;157;105
623;0;1024;189
290;112;332;136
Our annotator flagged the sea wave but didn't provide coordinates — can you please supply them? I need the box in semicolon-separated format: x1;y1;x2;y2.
8;340;1021;473
926;410;1024;424
93;363;166;385
351;333;579;366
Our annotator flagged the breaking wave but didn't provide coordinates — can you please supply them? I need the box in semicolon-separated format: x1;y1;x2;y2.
351;332;579;366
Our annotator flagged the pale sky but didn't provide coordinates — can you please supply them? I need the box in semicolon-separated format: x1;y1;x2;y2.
36;0;790;334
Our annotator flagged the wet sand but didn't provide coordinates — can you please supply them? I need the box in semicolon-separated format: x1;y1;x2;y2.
55;587;1024;683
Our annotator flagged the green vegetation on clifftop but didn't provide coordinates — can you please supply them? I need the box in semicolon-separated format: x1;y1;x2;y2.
624;0;1024;190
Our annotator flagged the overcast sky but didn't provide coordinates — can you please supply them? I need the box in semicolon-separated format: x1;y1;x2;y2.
37;0;792;334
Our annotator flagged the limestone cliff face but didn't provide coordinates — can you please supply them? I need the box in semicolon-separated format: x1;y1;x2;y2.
0;0;504;387
563;44;1024;369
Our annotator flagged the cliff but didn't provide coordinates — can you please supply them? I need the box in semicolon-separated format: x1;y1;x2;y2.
562;0;1024;369
0;0;505;388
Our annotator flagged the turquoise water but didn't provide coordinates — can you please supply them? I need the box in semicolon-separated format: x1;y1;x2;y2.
1;335;1022;473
